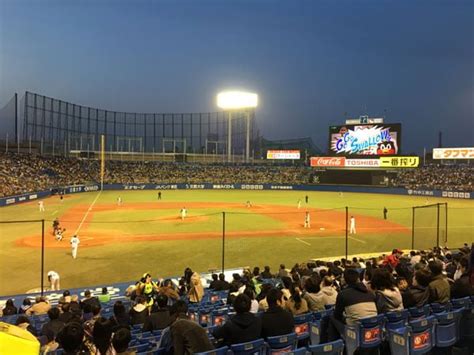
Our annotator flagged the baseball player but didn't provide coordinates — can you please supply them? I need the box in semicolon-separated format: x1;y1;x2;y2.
158;191;162;200
70;235;80;259
117;196;122;206
180;207;187;221
246;200;251;208
350;216;356;234
38;200;45;212
383;207;388;220
305;195;309;204
47;271;60;291
297;200;302;209
304;211;311;228
55;228;65;242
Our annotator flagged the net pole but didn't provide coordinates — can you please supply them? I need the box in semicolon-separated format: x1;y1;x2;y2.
345;206;348;259
41;219;45;296
445;202;448;245
100;135;105;190
411;207;415;250
222;212;226;273
436;203;440;247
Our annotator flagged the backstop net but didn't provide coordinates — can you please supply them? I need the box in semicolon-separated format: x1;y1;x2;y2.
21;91;258;157
412;203;448;250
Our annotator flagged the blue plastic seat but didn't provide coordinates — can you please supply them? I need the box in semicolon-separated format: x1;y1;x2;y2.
384;309;409;332
194;346;230;355
230;338;266;355
433;310;463;348
307;339;344;354
344;314;384;355
130;342;151;353
430;302;451;314
408;305;430;320
211;309;228;326
387;315;436;355
266;332;297;354
294;313;312;342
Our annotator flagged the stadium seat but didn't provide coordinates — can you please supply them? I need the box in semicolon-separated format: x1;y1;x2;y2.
294;313;313;342
230;338;266;355
433;309;463;348
265;332;297;354
387;315;436;355
130;342;152;353
211;308;228;326
310;309;333;345
430;302;451;314
384;309;409;332
307;339;344;354
194;346;230;355
408;305;431;320
344;314;384;355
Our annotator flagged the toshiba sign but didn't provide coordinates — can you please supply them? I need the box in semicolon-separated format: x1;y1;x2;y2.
345;159;380;167
310;157;346;167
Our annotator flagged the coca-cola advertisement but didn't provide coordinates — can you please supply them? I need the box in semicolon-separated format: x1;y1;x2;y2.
310;157;346;167
328;123;401;156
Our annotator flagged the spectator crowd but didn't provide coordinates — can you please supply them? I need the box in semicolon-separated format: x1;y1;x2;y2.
1;244;472;354
1;152;473;197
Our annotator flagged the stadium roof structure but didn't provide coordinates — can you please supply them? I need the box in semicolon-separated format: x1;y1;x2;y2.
260;137;323;156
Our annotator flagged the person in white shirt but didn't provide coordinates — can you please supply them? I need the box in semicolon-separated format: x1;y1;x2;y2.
47;271;60;291
38;201;45;212
180;207;187;221
70;235;80;259
350;216;356;234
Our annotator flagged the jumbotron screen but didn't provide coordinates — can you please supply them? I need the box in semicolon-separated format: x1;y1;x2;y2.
328;123;402;156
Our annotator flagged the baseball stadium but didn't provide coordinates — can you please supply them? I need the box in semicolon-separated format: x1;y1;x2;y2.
0;90;473;354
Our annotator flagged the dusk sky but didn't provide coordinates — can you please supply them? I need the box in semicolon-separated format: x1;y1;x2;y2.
1;0;473;154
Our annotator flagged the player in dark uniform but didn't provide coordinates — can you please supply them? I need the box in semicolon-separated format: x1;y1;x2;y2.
158;191;162;200
383;207;388;220
305;195;309;203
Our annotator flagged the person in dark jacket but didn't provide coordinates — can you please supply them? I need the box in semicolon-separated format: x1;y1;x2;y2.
261;288;294;338
213;294;262;346
1;299;17;316
81;290;100;310
428;260;450;304
213;273;230;291
143;294;172;332
129;296;149;325
329;268;377;340
109;301;130;331
402;268;431;308
159;300;213;355
41;307;65;338
451;257;473;299
209;274;219;290
260;266;273;279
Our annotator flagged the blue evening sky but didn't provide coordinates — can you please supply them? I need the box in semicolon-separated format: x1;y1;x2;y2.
0;0;472;153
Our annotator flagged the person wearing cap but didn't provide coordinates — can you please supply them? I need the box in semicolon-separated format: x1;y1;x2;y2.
383;249;403;269
47;270;60;291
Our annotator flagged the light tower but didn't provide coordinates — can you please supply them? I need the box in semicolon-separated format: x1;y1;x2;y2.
216;91;258;162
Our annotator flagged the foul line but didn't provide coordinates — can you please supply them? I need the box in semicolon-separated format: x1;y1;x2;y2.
295;238;311;246
349;236;366;244
74;191;102;235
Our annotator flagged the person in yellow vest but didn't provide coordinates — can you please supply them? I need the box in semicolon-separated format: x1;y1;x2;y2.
138;273;159;307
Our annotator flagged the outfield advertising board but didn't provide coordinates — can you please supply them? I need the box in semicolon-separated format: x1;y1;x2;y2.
310;156;418;168
432;147;474;160
266;150;301;160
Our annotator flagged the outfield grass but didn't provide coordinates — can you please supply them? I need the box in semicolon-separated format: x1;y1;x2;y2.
0;190;472;296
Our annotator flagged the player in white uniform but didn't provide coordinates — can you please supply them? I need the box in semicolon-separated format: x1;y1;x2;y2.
297;200;302;209
350;216;356;234
180;207;187;221
117;196;122;206
246;200;251;208
47;271;60;291
304;211;311;228
70;235;80;259
38;201;45;212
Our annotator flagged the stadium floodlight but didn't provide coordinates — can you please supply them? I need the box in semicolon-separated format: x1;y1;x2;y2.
216;91;258;110
216;91;258;162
